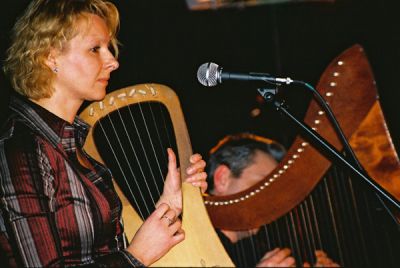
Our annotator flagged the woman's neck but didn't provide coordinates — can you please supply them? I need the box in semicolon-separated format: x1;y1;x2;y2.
30;94;82;124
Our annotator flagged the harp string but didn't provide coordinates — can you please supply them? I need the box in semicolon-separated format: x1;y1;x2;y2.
331;165;369;266
308;193;322;249
228;165;388;267
289;210;303;264
126;102;162;197
148;103;169;167
248;231;258;264
156;102;173;151
117;102;161;198
137;102;165;185
295;205;312;262
235;241;246;267
303;197;320;255
322;171;344;264
97;119;149;219
118;107;159;205
263;225;272;249
145;101;176;187
299;202;316;261
274;220;283;247
124;101;168;206
96;101;176;221
107;108;157;206
225;163;399;267
349;177;373;266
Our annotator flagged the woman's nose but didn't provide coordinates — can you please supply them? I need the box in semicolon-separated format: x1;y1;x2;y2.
104;51;119;71
106;57;119;71
108;59;119;71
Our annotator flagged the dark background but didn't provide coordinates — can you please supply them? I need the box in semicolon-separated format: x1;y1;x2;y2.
1;0;399;158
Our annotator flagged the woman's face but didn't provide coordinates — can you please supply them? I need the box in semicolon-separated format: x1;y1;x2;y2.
51;14;119;103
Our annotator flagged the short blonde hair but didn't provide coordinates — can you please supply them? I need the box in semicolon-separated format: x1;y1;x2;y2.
3;0;120;99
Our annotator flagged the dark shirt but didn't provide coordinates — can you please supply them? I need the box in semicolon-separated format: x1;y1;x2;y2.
0;95;143;267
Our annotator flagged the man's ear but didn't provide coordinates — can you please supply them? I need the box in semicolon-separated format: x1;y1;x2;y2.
213;164;232;196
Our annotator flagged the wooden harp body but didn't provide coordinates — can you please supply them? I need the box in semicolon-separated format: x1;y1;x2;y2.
205;44;400;267
79;84;233;267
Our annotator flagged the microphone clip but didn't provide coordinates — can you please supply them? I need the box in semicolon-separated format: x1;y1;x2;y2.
257;88;278;102
257;87;289;111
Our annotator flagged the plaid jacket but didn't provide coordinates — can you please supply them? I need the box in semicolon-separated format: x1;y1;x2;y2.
0;95;143;267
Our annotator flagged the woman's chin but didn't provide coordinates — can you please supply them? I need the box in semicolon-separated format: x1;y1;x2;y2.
88;89;107;102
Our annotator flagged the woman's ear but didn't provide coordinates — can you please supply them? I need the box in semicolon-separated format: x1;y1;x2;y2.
45;48;59;71
213;164;232;196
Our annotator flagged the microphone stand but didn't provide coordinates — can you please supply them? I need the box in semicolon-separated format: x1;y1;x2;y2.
257;88;400;210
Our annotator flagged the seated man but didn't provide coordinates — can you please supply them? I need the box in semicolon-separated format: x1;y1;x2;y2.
207;133;339;267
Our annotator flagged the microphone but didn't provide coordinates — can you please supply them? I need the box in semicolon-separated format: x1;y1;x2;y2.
197;62;293;87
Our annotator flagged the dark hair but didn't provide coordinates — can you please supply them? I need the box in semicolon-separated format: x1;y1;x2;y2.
207;133;286;191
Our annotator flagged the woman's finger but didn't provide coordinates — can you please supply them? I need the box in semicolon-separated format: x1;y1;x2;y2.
186;159;206;175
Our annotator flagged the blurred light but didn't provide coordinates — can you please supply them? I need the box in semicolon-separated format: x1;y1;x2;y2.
255;94;266;104
250;108;261;117
186;0;335;10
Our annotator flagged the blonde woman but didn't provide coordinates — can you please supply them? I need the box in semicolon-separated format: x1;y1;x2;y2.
0;0;207;267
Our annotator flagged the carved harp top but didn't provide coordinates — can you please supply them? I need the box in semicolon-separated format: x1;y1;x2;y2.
79;84;233;267
205;44;400;230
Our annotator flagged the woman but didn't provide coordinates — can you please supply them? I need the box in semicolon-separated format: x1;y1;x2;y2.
0;0;207;267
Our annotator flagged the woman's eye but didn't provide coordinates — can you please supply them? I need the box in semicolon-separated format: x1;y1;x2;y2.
90;46;100;53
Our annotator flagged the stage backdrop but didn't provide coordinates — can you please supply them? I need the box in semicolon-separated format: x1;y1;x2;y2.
1;0;399;157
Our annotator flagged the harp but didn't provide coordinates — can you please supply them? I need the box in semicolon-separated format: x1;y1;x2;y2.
204;44;400;266
79;84;233;267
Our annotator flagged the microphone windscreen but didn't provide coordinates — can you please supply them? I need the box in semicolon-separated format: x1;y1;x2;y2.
197;62;220;87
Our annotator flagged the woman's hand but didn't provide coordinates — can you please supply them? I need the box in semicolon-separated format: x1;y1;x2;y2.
185;152;208;193
156;148;207;215
127;148;207;265
127;203;184;266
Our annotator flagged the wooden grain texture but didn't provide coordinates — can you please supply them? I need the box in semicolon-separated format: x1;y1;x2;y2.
80;84;233;267
204;44;400;230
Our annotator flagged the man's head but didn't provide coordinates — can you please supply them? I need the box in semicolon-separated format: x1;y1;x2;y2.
207;133;286;196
